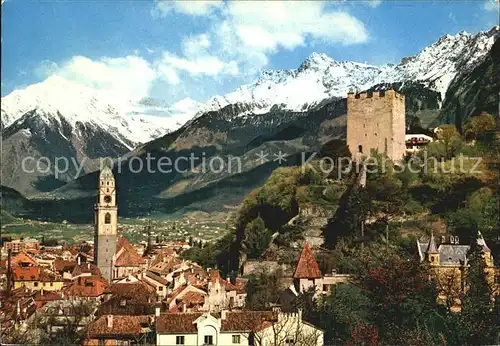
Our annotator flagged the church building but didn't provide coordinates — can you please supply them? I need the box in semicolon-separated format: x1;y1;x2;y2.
94;162;118;283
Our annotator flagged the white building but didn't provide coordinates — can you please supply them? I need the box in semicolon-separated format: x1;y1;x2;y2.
155;309;324;346
405;134;433;154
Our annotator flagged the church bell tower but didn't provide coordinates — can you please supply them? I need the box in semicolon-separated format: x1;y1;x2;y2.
94;161;118;283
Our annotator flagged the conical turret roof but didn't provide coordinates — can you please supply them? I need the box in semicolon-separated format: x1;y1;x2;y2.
476;231;491;252
426;232;438;253
293;242;322;279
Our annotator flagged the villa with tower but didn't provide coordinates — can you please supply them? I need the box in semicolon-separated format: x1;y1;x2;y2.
417;232;499;310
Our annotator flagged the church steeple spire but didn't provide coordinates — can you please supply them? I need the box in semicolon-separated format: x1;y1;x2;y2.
426;232;439;266
94;161;118;283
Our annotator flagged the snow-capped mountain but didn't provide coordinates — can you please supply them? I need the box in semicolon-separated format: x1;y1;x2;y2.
195;26;498;118
0;75;192;148
1;26;498;200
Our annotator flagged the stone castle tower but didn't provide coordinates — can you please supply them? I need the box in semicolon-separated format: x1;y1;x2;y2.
347;89;406;161
94;162;118;283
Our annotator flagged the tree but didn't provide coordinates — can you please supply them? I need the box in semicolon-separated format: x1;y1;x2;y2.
435;124;463;159
323;184;370;248
246;268;283;311
251;310;324;346
317;284;372;344
3;299;99;345
460;240;497;344
464;112;497;141
242;216;272;259
355;249;440;343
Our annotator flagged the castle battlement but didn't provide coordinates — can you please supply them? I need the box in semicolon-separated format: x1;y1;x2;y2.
347;89;402;100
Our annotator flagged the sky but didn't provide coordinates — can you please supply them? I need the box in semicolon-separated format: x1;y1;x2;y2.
1;0;499;105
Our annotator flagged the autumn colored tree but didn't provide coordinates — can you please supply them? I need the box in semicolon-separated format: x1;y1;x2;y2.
348;323;381;346
355;249;439;343
464;112;497;141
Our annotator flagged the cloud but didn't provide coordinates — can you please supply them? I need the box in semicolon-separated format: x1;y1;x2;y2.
483;0;498;12
448;12;458;24
160;52;238;77
30;2;370;105
36;55;157;102
153;0;223;17
152;1;369;90
224;1;369;50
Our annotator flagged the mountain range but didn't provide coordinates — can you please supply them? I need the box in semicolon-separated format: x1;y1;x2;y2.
1;26;499;221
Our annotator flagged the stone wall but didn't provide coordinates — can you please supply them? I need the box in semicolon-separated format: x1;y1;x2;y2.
347;90;406;162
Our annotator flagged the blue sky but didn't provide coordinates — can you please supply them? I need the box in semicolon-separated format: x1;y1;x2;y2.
1;0;498;104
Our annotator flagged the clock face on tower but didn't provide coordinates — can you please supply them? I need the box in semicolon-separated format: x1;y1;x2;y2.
104;195;112;204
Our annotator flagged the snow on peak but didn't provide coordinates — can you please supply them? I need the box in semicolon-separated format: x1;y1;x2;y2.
1;76;187;146
198;27;498;116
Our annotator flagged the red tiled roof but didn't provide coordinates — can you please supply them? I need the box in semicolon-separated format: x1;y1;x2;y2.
39;269;60;282
11;252;37;267
114;238;145;267
221;311;277;332
168;284;188;302
86;315;151;338
104;281;156;301
177;291;206;305
32;290;65;309
145;271;168;286
71;263;101;278
65;275;108;298
13;266;39;281
156;312;203;333
54;260;77;273
293;242;322;279
234;278;248;294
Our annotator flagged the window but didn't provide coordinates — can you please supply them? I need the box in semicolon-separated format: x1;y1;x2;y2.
34;282;39;287
232;335;241;344
176;336;185;345
105;212;111;224
204;335;214;345
358;145;363;153
158;286;163;291
286;338;295;345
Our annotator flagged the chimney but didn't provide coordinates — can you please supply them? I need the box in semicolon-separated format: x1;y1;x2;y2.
221;310;227;320
78;256;81;266
106;315;113;328
155;305;161;317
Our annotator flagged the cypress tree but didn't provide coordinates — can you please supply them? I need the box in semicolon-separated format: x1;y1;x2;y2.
461;239;495;344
